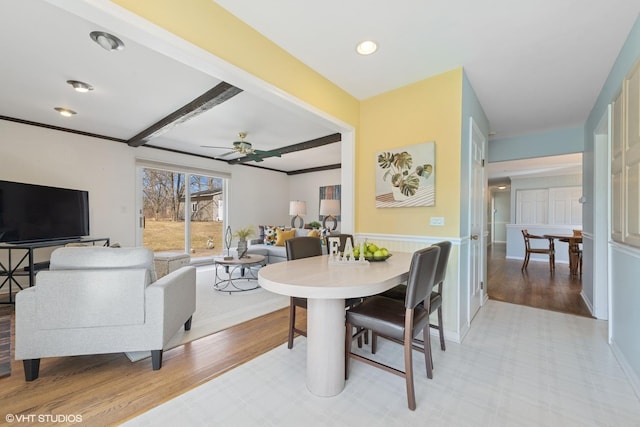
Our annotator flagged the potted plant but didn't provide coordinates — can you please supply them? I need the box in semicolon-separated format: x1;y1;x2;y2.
309;221;321;230
377;151;432;201
233;225;256;258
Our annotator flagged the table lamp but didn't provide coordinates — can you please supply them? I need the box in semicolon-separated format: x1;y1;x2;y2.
289;200;307;228
319;199;340;231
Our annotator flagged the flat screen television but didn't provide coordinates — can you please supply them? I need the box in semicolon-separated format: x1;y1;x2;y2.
0;180;90;243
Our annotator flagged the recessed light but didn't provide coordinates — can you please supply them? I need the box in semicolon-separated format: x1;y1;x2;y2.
90;31;125;51
54;107;77;117
356;40;378;55
497;185;507;190
66;80;93;93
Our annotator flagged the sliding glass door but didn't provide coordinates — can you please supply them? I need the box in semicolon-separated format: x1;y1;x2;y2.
140;166;224;257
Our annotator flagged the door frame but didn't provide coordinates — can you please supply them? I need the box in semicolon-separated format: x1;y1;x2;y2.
592;106;611;322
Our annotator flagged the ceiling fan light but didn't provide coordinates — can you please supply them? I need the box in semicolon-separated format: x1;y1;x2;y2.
66;80;93;93
90;31;125;51
54;107;77;117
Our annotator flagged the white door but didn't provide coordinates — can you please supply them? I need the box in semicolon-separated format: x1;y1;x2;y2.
469;118;486;322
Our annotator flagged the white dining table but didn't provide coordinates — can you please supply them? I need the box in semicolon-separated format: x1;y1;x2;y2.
258;252;414;397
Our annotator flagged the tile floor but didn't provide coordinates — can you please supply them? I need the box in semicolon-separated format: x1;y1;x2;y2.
123;300;640;427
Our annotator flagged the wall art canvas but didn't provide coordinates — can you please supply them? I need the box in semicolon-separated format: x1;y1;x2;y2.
375;141;435;208
319;184;341;221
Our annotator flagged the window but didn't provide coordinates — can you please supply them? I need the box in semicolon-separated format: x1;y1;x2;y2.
140;166;225;257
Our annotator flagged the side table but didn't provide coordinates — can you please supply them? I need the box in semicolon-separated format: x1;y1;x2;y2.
213;254;266;293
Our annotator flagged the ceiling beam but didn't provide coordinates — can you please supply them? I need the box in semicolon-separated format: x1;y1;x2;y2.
126;82;243;147
0;115;127;143
228;132;341;164
287;163;341;175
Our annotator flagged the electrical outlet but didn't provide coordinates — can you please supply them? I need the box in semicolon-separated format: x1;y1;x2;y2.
430;217;445;226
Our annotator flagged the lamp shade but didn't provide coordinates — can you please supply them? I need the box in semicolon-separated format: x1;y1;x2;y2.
319;199;340;216
289;200;307;216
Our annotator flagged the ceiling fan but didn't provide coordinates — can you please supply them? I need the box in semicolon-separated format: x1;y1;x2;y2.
201;132;281;162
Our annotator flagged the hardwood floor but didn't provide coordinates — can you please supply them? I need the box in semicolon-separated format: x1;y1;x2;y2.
0;305;305;426
0;249;591;425
0;306;11;378
487;243;592;317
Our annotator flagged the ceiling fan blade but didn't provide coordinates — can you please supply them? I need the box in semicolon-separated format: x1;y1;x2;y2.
254;149;282;158
217;150;238;158
246;154;264;162
200;145;231;149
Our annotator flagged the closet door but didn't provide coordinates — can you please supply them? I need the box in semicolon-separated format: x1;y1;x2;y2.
549;186;582;225
516;189;548;224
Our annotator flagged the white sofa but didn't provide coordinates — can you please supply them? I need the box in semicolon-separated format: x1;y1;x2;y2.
15;246;196;381
247;227;326;263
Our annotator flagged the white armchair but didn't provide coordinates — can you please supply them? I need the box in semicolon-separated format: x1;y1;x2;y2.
15;246;196;381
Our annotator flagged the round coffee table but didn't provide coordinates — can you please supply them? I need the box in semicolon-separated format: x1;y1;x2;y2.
213;254;266;293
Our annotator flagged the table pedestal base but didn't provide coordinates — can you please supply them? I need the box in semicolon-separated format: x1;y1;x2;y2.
306;298;345;397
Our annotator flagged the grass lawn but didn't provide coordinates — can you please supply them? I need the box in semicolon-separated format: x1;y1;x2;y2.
143;220;224;256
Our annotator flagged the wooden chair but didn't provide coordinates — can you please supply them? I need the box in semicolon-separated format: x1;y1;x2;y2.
570;230;583;276
521;229;555;272
345;245;440;410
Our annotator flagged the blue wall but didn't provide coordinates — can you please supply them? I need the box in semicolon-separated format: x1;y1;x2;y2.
584;15;640;393
460;69;490;237
488;126;584;163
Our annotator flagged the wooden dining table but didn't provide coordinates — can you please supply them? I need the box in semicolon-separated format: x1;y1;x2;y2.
258;252;414;397
543;234;583;276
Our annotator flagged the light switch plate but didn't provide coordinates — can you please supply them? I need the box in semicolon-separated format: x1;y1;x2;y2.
430;217;445;226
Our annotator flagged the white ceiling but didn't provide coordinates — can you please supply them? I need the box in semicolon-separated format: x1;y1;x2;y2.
1;1;638;176
214;0;639;138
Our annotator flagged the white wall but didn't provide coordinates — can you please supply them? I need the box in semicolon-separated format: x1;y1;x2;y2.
288;169;341;226
1;120;333;285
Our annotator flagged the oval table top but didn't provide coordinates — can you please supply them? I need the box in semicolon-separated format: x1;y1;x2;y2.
258;252;414;299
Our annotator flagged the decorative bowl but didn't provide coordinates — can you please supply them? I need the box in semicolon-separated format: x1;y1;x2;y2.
364;253;392;262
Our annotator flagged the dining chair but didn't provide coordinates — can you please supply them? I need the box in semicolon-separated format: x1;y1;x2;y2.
377;241;452;373
324;233;354;253
570;229;583;276
345;245;440;410
285;236;363;349
521;229;555;272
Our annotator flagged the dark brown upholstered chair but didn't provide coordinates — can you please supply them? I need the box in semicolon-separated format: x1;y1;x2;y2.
324;234;354;253
521;229;555;272
345;245;440;411
285;237;362;349
378;241;452;370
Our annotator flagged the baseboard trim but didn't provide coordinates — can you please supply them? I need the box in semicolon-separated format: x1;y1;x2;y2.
610;339;640;401
580;290;594;317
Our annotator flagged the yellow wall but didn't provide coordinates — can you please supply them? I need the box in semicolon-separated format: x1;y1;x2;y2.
113;0;359;128
114;0;463;237
358;69;463;236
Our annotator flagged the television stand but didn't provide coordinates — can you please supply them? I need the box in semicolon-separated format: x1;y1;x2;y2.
0;237;110;304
